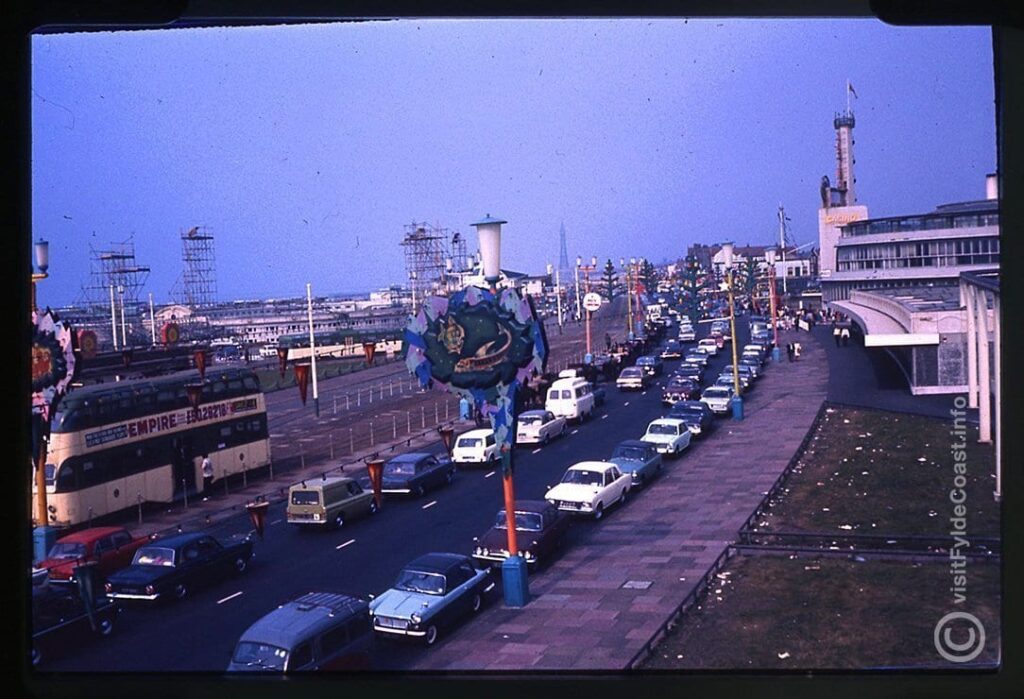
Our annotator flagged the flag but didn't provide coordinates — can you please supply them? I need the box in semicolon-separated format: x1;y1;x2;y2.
848;81;859;99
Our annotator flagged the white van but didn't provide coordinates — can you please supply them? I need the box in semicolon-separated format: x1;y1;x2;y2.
545;377;596;422
451;428;500;466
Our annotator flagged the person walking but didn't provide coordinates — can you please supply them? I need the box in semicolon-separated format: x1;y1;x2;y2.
833;323;841;347
841;326;851;347
605;332;612;352
786;342;794;362
794;341;802;360
201;454;214;500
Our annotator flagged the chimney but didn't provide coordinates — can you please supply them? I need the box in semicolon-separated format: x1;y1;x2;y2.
986;172;998;200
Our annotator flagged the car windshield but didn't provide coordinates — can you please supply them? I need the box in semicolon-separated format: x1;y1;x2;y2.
637;357;654;365
384;461;416;476
647;423;678;436
290;491;319;505
232;642;288;670
611;446;647;461
494;511;544;532
561;470;603;486
47;542;86;559
519;414;543;426
133;546;176;567
672;408;703;419
621;368;641;377
704;388;729;398
394;569;446;595
457;438;482;448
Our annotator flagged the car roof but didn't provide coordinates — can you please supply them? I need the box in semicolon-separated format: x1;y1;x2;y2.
458;429;493;438
57;526;127;543
649;417;685;425
616;439;654;449
405;552;470;575
499;500;553;514
238;592;368;649
291;475;354;489
146;531;207;549
387;452;432;463
568;460;613;472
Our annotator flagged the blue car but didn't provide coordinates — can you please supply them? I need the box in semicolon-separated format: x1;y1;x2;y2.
369;553;495;646
608;439;663;487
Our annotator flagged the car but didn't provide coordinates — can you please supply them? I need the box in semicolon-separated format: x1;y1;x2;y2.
717;371;750;390
700;386;735;414
471;500;570;568
677;326;696;342
36;526;153;585
104;531;253;603
659;340;684;360
608;440;663;487
616;366;649;391
672;363;704;383
666;400;715;437
743;343;767;358
742;348;765;365
739;357;762;378
662;376;701;404
683;350;709;367
451;428;500;466
228;592;373;672
544;461;632;520
516;410;567;445
380;452;456;496
369;553;495;645
641;418;693;457
697;338;719;355
635;355;664;377
32;576;120;666
709;331;726;348
287;476;377;529
710;320;728;335
723;363;757;384
545;376;597;422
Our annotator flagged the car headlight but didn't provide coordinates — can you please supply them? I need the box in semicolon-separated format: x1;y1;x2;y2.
474;546;483;555
481;548;489;556
631;471;639;478
410;613;422;624
145;585;155;595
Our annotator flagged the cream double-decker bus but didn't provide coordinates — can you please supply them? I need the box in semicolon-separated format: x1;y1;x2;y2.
35;367;271;528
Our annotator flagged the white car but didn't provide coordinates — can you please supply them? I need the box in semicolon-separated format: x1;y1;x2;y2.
641;418;693;456
451;429;499;466
697;338;719;355
700;386;735;414
516;410;567;445
544;461;631;520
677;327;696;342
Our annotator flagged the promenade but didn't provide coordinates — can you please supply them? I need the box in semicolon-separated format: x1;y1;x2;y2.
407;326;829;671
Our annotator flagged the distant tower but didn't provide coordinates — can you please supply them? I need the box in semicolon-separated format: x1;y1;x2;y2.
79;236;151;310
171;226;218;309
558;221;571;280
832;108;857;206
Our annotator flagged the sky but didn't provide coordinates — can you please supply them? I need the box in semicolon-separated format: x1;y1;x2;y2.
31;18;996;307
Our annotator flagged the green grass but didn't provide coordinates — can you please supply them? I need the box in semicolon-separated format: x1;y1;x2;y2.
641;553;1000;670
254;356;399;392
757;406;999;537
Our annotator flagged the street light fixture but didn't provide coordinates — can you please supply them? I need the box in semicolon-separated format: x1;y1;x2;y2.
577;256;599;363
764;247;782;363
721;242;743;420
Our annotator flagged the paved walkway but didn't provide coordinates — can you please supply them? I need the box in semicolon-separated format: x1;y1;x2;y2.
408;327;830;671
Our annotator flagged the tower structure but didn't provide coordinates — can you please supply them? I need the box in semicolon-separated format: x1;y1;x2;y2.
401;221;449;305
171;226;218;309
832;109;857;206
557;221;571;281
79;237;151;310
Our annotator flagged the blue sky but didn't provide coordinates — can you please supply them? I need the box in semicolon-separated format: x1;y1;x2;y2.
31;18;995;306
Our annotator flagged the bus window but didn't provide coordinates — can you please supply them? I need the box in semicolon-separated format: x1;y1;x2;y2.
228;379;243;392
243;376;259;391
212;381;227;395
55;464;77;492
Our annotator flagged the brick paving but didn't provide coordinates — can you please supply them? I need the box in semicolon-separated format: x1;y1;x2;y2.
406;326;829;671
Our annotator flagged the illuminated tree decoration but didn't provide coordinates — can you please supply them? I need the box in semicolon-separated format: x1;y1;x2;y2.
31;309;77;423
403;286;548;475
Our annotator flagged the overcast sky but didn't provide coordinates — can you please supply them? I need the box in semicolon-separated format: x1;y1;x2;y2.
31;18;995;307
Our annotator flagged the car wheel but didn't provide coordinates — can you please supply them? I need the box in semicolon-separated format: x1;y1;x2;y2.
619;489;628;505
173;583;188;600
415;484;426;498
31;647;41;667
471;593;482;613
593;502;604;520
425;625;439;646
234;556;248;575
333;513;345;529
97;616;115;637
369;500;379;515
446;470;455;485
543;433;550;446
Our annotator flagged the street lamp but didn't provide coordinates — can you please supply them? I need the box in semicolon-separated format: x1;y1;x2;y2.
721;242;743;420
31;239;52;552
576;257;599;363
764;247;782;362
574;255;583;322
305;283;320;417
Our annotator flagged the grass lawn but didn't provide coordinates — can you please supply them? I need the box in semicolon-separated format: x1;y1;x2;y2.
641;553;1000;670
755;406;999;537
254;356;399;392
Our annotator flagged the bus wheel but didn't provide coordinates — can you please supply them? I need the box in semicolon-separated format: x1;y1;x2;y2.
234;557;248;575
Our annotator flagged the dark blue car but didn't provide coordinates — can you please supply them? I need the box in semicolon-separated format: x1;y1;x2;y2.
380;452;456;497
666;400;715;438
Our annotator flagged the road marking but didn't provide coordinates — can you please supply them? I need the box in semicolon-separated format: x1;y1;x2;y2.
217;591;243;605
641;391;647;396
601;414;609;420
485;471;496;478
270;519;282;525
336;538;356;550
422;500;438;509
624;401;630;406
531;448;542;454
571;429;579;435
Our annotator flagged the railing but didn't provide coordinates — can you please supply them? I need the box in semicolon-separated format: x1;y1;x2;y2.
842;212;999;238
736;530;1000;558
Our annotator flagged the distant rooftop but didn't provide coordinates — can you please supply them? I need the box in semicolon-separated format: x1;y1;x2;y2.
860;284;963;313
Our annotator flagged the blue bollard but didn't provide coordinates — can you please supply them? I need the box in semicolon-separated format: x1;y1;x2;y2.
501;555;530;607
731;395;744;421
33;526;58;566
772;346;781;363
584;352;593;365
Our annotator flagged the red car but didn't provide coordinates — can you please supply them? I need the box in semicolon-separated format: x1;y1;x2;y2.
36;527;153;584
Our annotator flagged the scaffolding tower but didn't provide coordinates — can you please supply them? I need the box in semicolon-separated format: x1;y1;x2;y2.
171;226;218;309
401;221;464;304
78;237;151;311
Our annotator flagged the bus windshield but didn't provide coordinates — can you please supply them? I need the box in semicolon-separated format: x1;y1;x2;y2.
232;642;288;671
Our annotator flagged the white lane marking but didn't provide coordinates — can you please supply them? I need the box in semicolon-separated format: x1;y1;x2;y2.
217;591;243;605
531;448;542;454
571;429;579;435
422;500;438;509
485;471;496;478
270;519;282;525
336;538;356;550
641;391;647;396
601;414;609;420
298;437;318;442
624;401;630;406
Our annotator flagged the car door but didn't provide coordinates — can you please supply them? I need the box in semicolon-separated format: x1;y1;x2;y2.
348;480;372;516
92;535;115;573
609;466;629;497
193;537;224;583
107;530;136;573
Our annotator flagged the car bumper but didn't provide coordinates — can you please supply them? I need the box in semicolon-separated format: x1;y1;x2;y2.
516;434;540;444
705;403;729;413
617;382;643;390
287;516;328;525
372;623;426;638
651;444;677;454
107;591;160;601
551;500;593;513
381;488;413;494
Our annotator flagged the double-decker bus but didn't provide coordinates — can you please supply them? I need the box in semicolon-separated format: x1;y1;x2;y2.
35;367;271;528
277;329;403;362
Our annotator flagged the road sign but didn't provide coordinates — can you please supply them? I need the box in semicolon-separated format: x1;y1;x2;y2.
583;292;603;312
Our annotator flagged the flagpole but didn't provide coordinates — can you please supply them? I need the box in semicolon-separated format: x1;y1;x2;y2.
846;79;850;113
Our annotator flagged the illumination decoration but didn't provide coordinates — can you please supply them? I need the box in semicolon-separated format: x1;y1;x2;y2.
77;330;98;360
160;322;180;345
294;363;311;405
193;349;207;381
31;309;76;424
363;341;377;367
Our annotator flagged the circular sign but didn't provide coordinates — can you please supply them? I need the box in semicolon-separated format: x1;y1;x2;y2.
583;292;603;312
77;330;98;359
161;322;180;345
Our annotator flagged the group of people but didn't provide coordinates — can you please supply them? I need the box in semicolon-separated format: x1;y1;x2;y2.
832;323;852;347
785;341;802;362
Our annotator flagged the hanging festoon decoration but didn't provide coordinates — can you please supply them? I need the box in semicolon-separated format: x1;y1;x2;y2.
121;348;134;369
276;347;289;378
31;309;77;425
193;349;207;381
365;458;384;510
363;341;377;367
403;285;548;476
294;363;310;405
76;330;98;361
161;322;180;345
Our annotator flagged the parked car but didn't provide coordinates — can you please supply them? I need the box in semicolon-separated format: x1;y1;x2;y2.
545;376;596;422
666;400;715;437
104;531;253;603
516;410;567;446
716;372;750;391
696;338;719;355
743;343;768;359
700;386;735;414
684;350;709;367
739;356;762;378
369;553;495;645
544;461;631;520
228;592;372;672
616;366;649;391
742;348;765;365
32;577;120;666
635;355;664;377
677;326;696;342
287;476;377;529
608;440;663;487
641;418;693;457
722;364;756;386
380;452;456;497
36;526;152;585
451;428;500;466
662;376;701;404
471;500;570;568
659;340;684;360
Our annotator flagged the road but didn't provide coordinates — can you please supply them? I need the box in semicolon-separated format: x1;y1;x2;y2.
43;314;753;672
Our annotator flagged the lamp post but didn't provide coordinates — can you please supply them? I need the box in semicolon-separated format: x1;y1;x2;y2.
765;247;782;363
721;242;744;420
31;239;52;549
305;283;320;417
574;256;583;322
578;256;598;363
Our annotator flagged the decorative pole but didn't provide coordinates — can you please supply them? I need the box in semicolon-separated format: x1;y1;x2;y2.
109;284;118;350
721;242;744;420
765;247;782;362
574;256;582;322
306;283;320;418
148;292;157;346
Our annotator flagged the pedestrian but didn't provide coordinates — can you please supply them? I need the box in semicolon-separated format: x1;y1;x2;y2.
794;341;802;360
201;454;214;500
833;323;841;347
605;332;612;351
841;326;851;347
786;342;794;362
